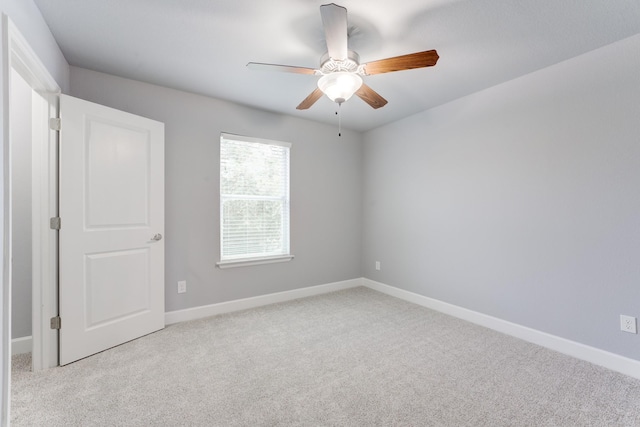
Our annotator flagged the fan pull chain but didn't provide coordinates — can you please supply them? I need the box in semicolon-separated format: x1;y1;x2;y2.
336;103;342;137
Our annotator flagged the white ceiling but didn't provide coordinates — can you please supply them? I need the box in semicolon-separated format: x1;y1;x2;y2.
33;0;640;132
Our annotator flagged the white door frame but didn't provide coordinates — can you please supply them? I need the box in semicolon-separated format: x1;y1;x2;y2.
2;14;60;377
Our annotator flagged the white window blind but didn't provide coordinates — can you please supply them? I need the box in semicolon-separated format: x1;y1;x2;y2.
219;133;292;266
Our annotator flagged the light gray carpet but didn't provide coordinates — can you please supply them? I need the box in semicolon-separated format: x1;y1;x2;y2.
11;287;640;426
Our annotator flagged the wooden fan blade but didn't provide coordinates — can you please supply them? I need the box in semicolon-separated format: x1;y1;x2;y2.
355;84;388;109
297;87;324;110
362;50;439;75
320;3;348;61
247;62;318;75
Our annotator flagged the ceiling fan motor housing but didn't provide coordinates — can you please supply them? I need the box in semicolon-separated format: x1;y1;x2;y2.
320;50;361;74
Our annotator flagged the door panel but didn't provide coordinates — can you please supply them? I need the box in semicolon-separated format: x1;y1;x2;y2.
85;249;150;328
59;94;164;365
85;119;150;227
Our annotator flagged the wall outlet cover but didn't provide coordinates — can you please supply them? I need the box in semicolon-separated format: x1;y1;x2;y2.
178;280;187;294
620;314;637;334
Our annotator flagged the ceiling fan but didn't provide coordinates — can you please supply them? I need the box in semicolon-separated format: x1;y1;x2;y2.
247;3;439;110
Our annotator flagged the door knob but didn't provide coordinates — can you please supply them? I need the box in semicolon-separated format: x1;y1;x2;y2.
151;233;163;241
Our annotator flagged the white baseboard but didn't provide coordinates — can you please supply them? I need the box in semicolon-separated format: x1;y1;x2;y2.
163;277;640;380
362;278;640;380
165;278;363;325
12;336;32;355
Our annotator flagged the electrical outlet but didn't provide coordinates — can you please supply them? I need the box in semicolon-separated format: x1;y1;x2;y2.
375;261;381;271
620;315;637;334
177;280;187;294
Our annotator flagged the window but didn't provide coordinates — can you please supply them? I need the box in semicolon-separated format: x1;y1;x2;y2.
217;133;293;268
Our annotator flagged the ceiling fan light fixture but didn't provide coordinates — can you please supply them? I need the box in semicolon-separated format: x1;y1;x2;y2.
317;72;363;104
248;4;437;111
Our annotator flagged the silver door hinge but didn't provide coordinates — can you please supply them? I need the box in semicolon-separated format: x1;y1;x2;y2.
50;316;61;330
50;217;61;230
49;118;61;131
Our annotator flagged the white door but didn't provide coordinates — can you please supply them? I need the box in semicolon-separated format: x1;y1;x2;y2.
59;94;164;365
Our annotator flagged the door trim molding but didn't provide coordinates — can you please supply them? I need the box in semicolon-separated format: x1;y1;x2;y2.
3;14;61;380
31;90;59;371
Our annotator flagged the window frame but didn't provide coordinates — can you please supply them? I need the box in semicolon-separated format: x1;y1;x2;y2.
216;133;294;269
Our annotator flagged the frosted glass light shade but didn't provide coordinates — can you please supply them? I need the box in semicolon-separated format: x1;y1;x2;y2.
317;72;363;104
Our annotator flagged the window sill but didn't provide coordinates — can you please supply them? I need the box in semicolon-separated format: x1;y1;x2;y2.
216;254;295;269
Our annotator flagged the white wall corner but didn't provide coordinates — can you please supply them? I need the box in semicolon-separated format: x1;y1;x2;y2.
11;336;32;355
362;278;640;381
165;278;364;325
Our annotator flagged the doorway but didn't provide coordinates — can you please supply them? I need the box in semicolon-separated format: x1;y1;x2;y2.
9;69;34;357
9;66;59;372
4;17;61;375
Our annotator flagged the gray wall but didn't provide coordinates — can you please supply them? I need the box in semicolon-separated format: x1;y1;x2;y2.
69;67;363;312
362;34;640;360
10;70;33;339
